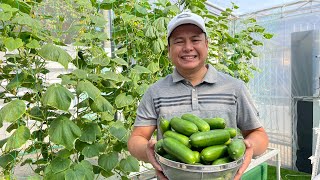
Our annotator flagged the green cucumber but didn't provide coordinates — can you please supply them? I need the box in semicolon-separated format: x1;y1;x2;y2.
154;139;165;155
193;151;201;163
159;118;171;134
163;130;190;147
212;156;232;165
170;117;198;136
228;139;246;160
200;145;228;162
203;117;226;129
163;137;197;164
225;127;237;138
190;129;230;148
181;113;210;132
162;153;180;162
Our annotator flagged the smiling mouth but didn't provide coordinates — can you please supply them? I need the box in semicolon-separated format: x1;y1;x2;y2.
181;55;197;60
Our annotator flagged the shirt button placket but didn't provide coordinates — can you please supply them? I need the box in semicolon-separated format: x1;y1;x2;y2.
192;88;199;110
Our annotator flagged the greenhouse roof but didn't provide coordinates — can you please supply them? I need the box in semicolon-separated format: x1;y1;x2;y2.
207;0;306;16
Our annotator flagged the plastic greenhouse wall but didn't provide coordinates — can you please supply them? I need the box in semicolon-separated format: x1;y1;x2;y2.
236;1;320;170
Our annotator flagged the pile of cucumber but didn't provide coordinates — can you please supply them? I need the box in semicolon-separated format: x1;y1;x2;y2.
155;113;246;165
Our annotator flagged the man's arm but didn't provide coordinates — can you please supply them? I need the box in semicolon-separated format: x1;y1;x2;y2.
127;126;157;162
242;127;269;156
234;127;269;180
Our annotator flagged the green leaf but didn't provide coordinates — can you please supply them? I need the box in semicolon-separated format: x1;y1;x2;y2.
111;57;128;66
252;40;263;46
42;84;74;111
135;84;149;95
4;37;23;51
12;14;40;28
133;65;152;74
51;157;71;173
92;56;110;66
263;33;274;39
134;3;147;15
26;39;41;49
65;160;94;180
48;116;81;150
79;123;102;143
109;121;127;141
82;144;100;158
0;138;8;148
119;156;139;172
5;126;30;152
0;11;12;21
72;69;87;79
114;47;127;55
38;43;72;69
76;80;101;100
0;100;26;125
90;95;113;113
147;62;160;73
100;71;120;82
98;152;118;171
101;112;114;121
115;93;134;108
0;151;18;168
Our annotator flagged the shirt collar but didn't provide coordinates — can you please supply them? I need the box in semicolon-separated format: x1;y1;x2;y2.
172;64;218;84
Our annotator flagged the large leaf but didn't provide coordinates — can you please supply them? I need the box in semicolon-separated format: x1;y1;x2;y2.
5;126;30;152
38;43;72;69
12;13;41;29
82;144;100;158
4;37;23;51
109;121;127;142
119;156;139;172
98;152;118;172
76;80;101;100
0;100;26;126
79;122;101;143
42;84;74;111
48;116;81;150
115;93;134;108
0;151;18;168
65;160;94;180
133;65;152;74
110;57;128;67
90;95;113;113
50;157;71;173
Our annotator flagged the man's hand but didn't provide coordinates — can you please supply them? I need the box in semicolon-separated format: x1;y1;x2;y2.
233;139;253;180
146;139;168;180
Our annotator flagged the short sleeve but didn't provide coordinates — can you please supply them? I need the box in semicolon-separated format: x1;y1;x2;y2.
236;82;262;130
134;87;158;126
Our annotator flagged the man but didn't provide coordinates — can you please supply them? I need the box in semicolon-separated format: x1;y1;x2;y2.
127;11;269;180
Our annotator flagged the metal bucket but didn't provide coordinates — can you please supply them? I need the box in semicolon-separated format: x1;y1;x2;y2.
155;152;244;180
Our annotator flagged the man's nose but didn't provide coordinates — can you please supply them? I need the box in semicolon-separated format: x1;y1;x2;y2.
183;41;194;52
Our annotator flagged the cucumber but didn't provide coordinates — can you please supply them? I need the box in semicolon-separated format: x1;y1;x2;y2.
181;113;210;132
154;139;166;155
163;130;190;147
193;151;201;163
190;129;230;148
225;127;237;138
162;153;180;162
212;156;232;165
159;118;171;134
163;137;197;164
170;117;198;136
203;117;226;129
228;139;246;160
200;145;228;162
224;138;232;145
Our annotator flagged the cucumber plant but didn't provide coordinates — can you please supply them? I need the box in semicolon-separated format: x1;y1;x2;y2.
0;0;272;179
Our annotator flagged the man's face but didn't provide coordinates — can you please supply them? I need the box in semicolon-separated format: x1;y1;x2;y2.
168;24;208;73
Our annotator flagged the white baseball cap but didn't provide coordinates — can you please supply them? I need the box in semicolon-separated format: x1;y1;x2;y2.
167;11;207;39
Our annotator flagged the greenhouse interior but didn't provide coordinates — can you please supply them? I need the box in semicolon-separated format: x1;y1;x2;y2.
0;0;320;179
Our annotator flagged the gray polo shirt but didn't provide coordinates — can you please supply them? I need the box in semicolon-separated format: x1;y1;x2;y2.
134;64;262;138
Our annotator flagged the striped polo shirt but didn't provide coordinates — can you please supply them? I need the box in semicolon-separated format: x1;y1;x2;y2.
134;64;262;138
